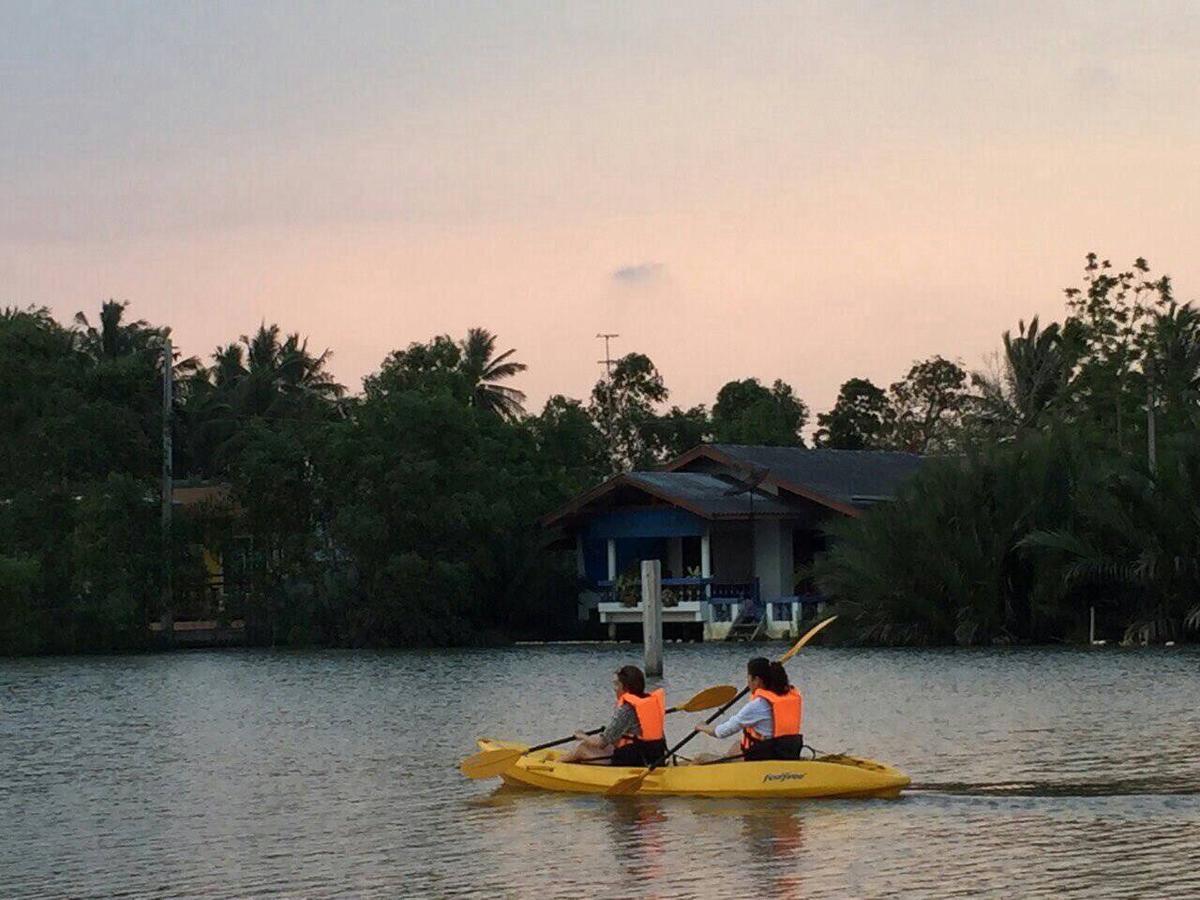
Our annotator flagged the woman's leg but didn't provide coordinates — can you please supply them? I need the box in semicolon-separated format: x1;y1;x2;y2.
558;740;612;763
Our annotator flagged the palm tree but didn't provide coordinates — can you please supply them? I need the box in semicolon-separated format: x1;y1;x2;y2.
1022;447;1200;644
74;300;156;360
229;323;345;418
1145;302;1200;425
972;317;1067;435
74;299;200;376
211;344;247;388
179;324;344;473
276;332;344;407
813;430;1085;646
458;327;527;420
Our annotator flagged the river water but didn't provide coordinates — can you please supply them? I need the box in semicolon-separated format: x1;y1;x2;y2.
2;643;1199;898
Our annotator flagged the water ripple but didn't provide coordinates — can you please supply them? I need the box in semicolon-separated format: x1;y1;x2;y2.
2;645;1199;898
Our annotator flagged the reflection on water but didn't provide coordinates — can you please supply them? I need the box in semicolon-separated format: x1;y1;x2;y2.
604;798;670;884
2;645;1200;898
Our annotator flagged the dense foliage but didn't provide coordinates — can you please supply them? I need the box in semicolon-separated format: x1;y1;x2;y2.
0;303;813;653
3;253;1197;652
814;256;1200;645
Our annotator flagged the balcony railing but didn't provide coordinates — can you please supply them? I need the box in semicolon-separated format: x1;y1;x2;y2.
598;576;711;606
597;576;762;621
710;578;760;623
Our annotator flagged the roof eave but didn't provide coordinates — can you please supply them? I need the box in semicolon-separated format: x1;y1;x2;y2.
539;473;717;528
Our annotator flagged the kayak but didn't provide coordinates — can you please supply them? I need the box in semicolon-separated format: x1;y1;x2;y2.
475;739;910;799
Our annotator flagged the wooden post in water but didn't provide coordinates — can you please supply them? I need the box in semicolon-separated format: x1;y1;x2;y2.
642;559;663;676
1089;606;1096;645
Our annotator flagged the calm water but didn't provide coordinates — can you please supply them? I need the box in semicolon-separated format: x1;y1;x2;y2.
2;643;1199;899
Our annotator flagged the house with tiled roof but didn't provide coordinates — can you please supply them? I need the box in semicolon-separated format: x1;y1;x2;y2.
542;444;923;640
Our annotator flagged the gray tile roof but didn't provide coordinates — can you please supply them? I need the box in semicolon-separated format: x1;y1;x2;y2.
689;444;923;509
541;443;925;528
626;471;796;518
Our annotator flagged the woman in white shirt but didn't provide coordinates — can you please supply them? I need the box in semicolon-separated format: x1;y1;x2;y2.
694;656;804;761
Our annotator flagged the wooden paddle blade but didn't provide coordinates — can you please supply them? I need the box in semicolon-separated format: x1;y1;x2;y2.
607;771;649;795
678;684;738;712
779;615;838;662
459;747;527;780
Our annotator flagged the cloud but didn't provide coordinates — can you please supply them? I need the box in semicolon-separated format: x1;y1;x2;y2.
611;262;665;285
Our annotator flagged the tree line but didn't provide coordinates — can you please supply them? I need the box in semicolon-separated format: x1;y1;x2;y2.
0;304;829;653
2;253;1197;652
815;255;1200;645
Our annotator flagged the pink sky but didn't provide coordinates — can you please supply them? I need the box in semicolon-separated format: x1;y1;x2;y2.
3;3;1199;418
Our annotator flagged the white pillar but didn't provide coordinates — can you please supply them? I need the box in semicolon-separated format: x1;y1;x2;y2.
606;538;617;581
700;530;712;601
642;559;663;676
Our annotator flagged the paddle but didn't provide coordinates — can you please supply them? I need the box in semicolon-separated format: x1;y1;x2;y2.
459;683;739;779
606;615;838;795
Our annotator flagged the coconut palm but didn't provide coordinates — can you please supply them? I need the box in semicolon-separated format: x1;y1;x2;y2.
1144;302;1200;426
177;324;344;473
276;332;344;408
458;327;527;420
228;323;345;418
972;317;1067;436
74;300;157;360
211;344;247;388
74;299;201;378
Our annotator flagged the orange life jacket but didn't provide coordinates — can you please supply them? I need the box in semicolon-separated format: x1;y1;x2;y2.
615;688;666;746
740;686;802;751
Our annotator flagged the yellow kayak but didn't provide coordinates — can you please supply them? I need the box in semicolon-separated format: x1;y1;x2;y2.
475;739;910;799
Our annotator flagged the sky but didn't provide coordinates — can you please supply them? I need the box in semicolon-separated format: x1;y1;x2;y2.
3;1;1199;418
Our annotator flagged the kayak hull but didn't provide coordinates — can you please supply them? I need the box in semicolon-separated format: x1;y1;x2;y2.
476;739;910;799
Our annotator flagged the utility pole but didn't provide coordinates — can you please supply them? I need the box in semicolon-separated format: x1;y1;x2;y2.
596;333;619;377
160;337;174;643
596;333;620;460
1146;359;1158;476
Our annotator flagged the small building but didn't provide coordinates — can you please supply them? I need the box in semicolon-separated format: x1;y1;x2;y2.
542;444;922;640
159;481;248;645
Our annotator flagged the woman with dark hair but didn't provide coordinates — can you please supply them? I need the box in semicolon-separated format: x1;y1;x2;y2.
560;665;668;766
694;656;803;761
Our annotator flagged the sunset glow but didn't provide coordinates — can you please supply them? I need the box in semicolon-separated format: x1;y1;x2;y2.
4;2;1199;413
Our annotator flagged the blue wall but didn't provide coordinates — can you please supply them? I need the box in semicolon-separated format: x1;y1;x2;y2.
582;508;706;540
579;509;707;583
583;537;670;583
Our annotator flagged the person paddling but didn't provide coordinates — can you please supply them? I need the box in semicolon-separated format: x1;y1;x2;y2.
694;656;803;761
560;665;667;766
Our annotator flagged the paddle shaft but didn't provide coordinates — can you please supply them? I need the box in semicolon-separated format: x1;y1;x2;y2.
525;701;710;754
628;616;837;781
528;727;603;754
638;687;748;775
